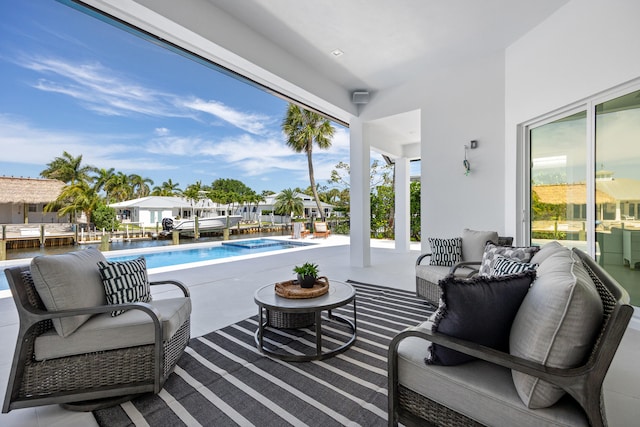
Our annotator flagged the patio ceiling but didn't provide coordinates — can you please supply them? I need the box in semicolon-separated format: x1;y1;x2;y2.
82;0;569;158
209;0;567;95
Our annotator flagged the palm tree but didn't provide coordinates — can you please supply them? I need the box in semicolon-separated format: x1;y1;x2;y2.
152;179;182;196
282;103;335;220
248;191;266;222
93;167;116;201
46;182;101;225
128;174;154;198
40;151;96;185
105;172;132;202
325;188;341;204
274;188;304;217
183;181;204;217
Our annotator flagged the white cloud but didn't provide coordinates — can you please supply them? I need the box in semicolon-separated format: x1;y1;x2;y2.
0;115;175;173
327;127;350;155
155;127;170;136
183;98;273;135
17;55;278;135
142;130;353;183
20;56;188;118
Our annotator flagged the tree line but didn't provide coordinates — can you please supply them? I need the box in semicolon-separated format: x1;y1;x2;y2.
39;150;346;229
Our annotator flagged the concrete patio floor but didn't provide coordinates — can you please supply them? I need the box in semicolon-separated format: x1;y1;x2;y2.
0;236;638;426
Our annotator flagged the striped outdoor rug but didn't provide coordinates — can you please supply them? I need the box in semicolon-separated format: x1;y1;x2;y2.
93;281;433;427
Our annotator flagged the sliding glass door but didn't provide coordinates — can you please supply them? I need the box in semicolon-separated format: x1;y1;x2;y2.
528;88;640;305
594;89;640;304
530;111;587;249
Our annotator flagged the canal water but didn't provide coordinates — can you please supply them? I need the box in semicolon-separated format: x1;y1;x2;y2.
3;229;290;261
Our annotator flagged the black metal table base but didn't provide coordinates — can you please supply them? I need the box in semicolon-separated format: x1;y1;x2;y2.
254;304;357;361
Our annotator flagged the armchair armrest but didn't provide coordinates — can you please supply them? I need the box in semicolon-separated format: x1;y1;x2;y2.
449;261;481;277
36;301;162;323
416;253;433;266
150;279;190;297
23;302;163;340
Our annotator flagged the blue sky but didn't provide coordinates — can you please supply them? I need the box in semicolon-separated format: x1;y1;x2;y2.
0;0;352;194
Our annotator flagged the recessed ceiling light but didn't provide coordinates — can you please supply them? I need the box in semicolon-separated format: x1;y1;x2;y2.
331;49;344;57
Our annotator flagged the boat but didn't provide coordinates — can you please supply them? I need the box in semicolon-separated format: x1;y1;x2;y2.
169;215;243;233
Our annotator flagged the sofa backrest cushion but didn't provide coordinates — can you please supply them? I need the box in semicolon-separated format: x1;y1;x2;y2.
30;247;108;337
426;270;536;366
461;229;499;262
529;240;566;265
509;246;604;409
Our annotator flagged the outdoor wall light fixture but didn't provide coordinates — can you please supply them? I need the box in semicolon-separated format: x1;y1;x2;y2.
463;140;478;176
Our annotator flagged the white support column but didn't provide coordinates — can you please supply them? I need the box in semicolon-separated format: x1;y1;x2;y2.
395;157;410;252
421;133;429;254
350;116;371;267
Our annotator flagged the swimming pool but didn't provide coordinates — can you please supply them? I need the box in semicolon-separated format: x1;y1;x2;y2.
0;239;311;292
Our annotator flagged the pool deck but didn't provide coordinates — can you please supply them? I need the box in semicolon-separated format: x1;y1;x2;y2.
0;235;639;426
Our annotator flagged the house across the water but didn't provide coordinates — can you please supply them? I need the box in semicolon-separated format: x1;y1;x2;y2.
0;177;66;224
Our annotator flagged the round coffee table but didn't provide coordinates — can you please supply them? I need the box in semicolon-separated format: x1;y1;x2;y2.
254;280;357;361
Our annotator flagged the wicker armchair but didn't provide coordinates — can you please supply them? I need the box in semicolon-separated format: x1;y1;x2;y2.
391;248;633;427
416;234;513;305
3;260;191;412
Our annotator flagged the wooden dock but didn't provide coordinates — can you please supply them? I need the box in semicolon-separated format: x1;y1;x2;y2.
4;235;76;250
0;223;294;260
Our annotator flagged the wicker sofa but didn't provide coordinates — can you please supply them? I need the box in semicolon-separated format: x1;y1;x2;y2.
415;229;512;305
390;243;633;427
3;247;191;412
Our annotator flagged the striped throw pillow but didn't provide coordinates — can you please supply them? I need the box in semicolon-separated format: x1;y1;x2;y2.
98;257;152;316
428;237;462;266
479;243;540;276
490;255;538;276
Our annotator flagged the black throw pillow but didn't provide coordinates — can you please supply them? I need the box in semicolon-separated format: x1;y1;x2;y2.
426;270;536;366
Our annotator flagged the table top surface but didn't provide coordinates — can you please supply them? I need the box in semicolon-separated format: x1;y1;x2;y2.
254;279;355;311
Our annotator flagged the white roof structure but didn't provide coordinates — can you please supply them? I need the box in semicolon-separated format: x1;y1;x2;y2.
110;196;191;209
109;196;220;211
263;192;334;211
596;179;640;202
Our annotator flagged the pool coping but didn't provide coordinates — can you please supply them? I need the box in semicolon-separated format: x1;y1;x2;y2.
0;236;320;299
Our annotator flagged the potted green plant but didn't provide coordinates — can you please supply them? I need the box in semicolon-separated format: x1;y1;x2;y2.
293;262;319;288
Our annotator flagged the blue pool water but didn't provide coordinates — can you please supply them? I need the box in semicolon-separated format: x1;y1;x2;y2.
0;239;310;292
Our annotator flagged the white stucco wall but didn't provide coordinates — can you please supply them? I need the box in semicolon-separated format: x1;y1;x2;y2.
504;0;640;240
361;51;507;249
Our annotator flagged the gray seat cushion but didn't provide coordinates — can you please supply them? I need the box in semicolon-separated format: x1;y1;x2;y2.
415;264;476;284
34;297;191;360
397;322;589;427
30;248;108;337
